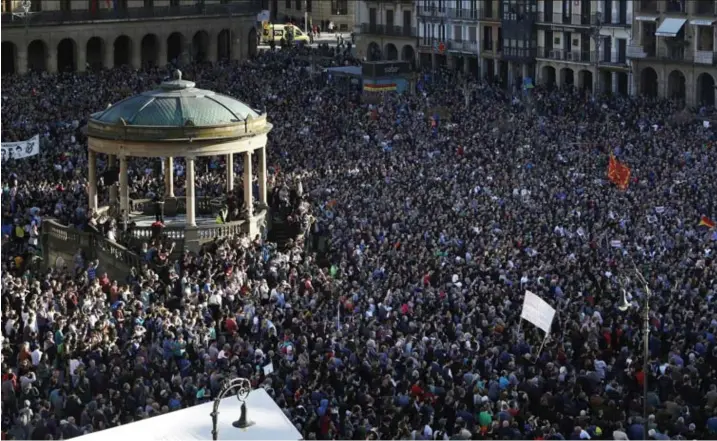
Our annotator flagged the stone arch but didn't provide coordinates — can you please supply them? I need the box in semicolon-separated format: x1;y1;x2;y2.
384;43;398;61
217;29;232;60
191;30;210;62
27;39;47;72
559;67;574;88
578;69;593;92
57;38;77;72
113;35;132;67
247;27;257;58
167;32;186;64
696;72;716;107
541;65;556;88
640;67;658;97
86;37;105;70
141;34;160;67
367;41;381;61
667;69;686;101
1;41;17;74
401;44;415;63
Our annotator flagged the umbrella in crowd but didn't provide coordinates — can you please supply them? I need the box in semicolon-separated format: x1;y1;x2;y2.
1;46;717;441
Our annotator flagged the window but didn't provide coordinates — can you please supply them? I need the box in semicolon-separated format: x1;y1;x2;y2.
144;0;154;7
60;0;71;11
331;0;348;15
306;0;311;12
285;0;291;9
295;0;301;11
170;0;179;6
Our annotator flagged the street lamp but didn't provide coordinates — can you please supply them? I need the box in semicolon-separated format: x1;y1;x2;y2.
210;377;254;441
21;0;32;34
617;261;651;441
590;11;603;94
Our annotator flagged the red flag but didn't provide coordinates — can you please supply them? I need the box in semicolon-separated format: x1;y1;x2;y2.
698;215;716;229
607;155;631;190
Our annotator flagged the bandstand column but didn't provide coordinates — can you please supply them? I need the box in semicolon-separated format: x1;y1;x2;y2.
165;157;175;197
108;154;118;205
186;156;197;227
226;153;234;192
88;150;98;211
243;151;253;218
119;155;129;219
257;147;267;206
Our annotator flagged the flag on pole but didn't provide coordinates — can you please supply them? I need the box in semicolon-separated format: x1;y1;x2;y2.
607;154;631;190
699;215;716;229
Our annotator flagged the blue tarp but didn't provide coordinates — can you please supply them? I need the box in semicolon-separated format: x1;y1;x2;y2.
324;65;362;77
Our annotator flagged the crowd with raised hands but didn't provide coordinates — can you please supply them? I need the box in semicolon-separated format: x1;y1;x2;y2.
2;46;717;441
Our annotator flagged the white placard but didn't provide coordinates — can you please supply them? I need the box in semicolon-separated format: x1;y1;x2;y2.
262;362;274;376
520;291;556;334
1;134;40;162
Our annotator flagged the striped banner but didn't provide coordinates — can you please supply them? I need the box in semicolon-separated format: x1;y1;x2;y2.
364;83;397;92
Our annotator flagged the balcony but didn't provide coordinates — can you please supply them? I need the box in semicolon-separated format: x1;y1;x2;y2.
446;8;479;20
694;50;716;65
694;1;717;15
600;52;628;65
502;46;538;60
636;1;658;14
479;8;499;21
418;5;447;17
0;1;259;26
537;47;596;63
447;40;478;52
482;41;495;53
361;23;416;37
664;0;687;14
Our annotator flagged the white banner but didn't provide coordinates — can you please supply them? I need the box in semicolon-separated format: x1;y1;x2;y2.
1;135;40;162
520;290;556;334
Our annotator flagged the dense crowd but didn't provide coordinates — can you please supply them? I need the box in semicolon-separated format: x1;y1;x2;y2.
2;46;717;441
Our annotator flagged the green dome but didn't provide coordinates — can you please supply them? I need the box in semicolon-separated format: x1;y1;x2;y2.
91;70;259;127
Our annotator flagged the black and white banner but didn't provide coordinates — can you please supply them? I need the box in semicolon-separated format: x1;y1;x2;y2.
1;135;40;162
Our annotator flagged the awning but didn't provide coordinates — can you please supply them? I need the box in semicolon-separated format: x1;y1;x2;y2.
364;83;397;92
690;19;716;26
635;15;658;21
655;18;687;37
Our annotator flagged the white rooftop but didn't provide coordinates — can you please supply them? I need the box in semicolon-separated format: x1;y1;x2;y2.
75;388;302;441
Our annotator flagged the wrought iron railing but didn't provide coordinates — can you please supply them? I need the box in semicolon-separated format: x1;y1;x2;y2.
360;23;416;37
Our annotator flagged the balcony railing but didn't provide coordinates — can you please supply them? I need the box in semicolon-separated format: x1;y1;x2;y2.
502;46;538;59
361;23;416;37
694;1;717;15
664;1;687;13
447;40;478;52
502;11;537;23
1;1;259;26
600;52;628;64
418;5;447;17
537;47;596;62
479;8;499;20
694;50;716;65
636;1;658;14
482;41;495;52
446;7;479;20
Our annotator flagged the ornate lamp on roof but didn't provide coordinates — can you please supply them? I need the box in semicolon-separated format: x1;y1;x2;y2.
21;0;32;34
210;377;255;441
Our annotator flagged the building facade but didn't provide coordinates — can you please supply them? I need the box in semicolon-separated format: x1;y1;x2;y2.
501;0;538;88
356;0;417;66
629;0;716;106
273;0;354;32
1;0;261;75
416;0;480;74
535;0;633;93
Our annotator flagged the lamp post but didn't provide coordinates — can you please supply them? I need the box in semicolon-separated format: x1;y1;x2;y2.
590;11;603;94
210;377;254;441
617;261;651;441
21;0;31;34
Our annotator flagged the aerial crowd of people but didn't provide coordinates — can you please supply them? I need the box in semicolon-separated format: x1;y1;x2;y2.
1;45;717;440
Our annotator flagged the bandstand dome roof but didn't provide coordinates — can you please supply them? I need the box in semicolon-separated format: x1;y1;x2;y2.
87;70;269;143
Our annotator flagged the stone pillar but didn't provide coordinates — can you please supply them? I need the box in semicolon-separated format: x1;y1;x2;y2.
493;59;500;77
207;34;218;63
232;33;242;60
257;147;267;205
522;63;529;79
108;155;118;205
88;150;98;211
226;153;234;192
463;56;470;74
165;157;174;197
447;54;456;70
243;151;253;218
76;46;87;72
17;47;28;75
119;155;129;219
185;156;196;227
480;57;487;79
508;62;514;90
431;52;437;70
132;38;142;69
47;50;57;73
611;71;619;94
158;36;168;66
104;45;113;69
